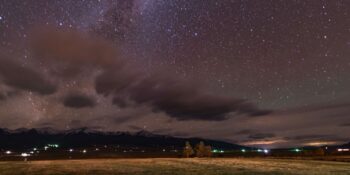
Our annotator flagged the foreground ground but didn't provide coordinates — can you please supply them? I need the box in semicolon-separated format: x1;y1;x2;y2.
0;158;349;175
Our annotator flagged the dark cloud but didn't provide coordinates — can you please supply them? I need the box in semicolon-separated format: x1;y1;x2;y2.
113;115;135;124
69;120;82;128
28;27;123;77
279;103;350;115
171;131;190;137
152;128;173;134
284;134;332;141
37;122;55;127
132;79;272;120
30;28;271;121
0;90;19;101
248;133;276;140
0;57;57;95
63;94;95;108
95;67;140;95
97;73;271;121
128;125;144;131
0;93;5;101
339;123;350;127
112;97;128;108
26;27;271;120
235;129;255;135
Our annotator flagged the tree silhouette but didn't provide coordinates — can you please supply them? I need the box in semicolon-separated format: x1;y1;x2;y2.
195;141;206;157
204;145;212;157
195;141;212;157
183;141;194;158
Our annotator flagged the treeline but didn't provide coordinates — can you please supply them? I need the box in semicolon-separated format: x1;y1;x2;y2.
183;141;212;158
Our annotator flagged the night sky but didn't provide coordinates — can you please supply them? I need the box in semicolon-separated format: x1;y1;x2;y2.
0;0;349;148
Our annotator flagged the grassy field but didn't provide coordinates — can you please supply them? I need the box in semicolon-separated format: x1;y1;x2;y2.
0;158;349;175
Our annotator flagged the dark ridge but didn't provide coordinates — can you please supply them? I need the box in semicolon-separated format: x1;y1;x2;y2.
0;128;247;150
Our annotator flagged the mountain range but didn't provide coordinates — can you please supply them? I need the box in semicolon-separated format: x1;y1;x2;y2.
0;127;247;150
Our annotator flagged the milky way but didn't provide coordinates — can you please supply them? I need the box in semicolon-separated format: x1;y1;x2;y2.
0;0;349;148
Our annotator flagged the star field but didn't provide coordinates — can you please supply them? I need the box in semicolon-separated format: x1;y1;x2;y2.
0;0;349;148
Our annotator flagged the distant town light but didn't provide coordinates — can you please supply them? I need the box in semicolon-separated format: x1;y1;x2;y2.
30;151;34;154
294;148;301;152
21;153;30;157
69;149;74;152
47;144;59;148
257;149;263;152
241;149;246;153
82;149;87;153
5;151;11;155
44;146;49;150
220;150;225;153
263;149;269;154
338;148;349;152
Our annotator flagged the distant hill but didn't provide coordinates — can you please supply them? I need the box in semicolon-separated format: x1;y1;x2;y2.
0;128;247;150
338;142;350;148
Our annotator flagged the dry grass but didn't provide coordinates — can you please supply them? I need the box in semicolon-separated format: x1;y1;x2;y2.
0;158;349;175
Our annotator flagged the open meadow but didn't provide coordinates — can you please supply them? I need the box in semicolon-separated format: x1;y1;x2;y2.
0;158;349;175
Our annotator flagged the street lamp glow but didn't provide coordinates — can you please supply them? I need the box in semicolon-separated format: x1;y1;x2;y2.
5;151;11;155
21;153;30;157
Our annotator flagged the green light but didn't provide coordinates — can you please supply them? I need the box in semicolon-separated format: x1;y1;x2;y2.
241;149;246;153
47;144;59;148
294;148;301;152
212;149;224;153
